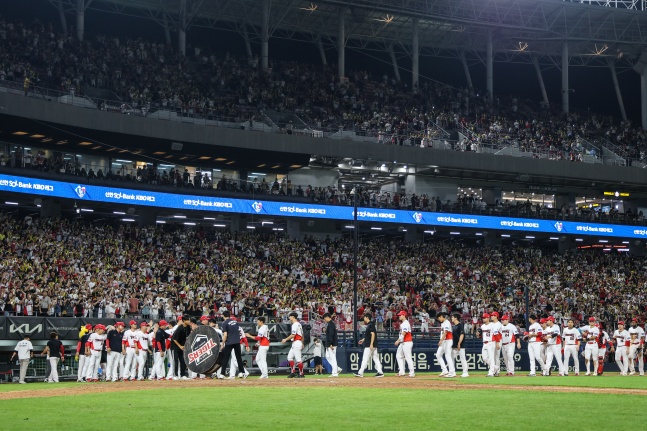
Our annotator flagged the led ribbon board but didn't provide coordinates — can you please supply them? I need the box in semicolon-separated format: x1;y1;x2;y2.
0;173;644;239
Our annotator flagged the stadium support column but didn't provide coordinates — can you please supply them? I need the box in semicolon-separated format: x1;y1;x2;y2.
163;13;172;46
486;30;493;103
533;56;549;107
412;19;419;91
460;52;473;91
76;0;85;41
243;25;253;59
388;44;401;82
561;41;569;114
602;62;627;122
262;0;270;71
338;7;346;81
316;37;327;66
178;0;187;56
641;71;647;129
286;219;301;240
138;208;156;227
230;214;240;233
58;0;68;34
609;62;627;122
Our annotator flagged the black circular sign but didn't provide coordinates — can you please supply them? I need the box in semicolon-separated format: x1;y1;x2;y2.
184;325;221;375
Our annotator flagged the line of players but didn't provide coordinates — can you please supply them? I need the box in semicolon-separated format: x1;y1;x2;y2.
476;313;645;377
75;315;274;382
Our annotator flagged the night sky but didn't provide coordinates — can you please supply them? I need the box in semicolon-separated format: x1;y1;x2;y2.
2;0;642;122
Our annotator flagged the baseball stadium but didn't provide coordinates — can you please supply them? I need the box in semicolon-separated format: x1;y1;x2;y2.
1;0;647;429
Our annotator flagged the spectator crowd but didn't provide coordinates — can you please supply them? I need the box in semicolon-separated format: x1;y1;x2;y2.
1;17;646;164
0;211;645;336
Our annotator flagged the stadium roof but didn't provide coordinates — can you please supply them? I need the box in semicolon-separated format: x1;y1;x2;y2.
54;0;647;67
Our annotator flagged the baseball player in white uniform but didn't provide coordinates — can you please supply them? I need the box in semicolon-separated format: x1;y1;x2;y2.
436;312;455;378
500;315;521;376
165;322;177;379
539;318;548;366
282;312;305;378
229;326;250;379
628;318;645;376
85;324;107;382
597;324;610;375
525;315;546;377
419;311;430;336
561;319;581;376
582;317;600;376
489;312;503;376
628;332;642;375
612;321;631;376
245;316;271;379
543;316;564;376
136;322;152;380
477;313;495;377
394;311;415;377
122;320;139;381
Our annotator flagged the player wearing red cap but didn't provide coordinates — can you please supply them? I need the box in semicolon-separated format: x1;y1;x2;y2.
136;322;152;380
582;317;600;376
561;319;581;376
596;323;611;375
500;315;520;376
612;321;631;376
477;313;495;377
85;324;107;382
539;318;548;367
122;320;139;381
543;316;564;377
152;320;170;380
394;311;415;377
489;312;502;377
436;313;455;378
628;318;645;376
76;324;92;382
525;315;545;377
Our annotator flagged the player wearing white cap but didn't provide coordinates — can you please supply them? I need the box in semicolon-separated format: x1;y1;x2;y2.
85;324;107;382
628;318;645;376
121;320;139;381
436;313;455;378
477;313;495;377
561;319;581;376
543;317;564;377
582;317;600;376
394;311;415;377
500;315;521;376
612;321;631;376
525;315;545;377
282;312;305;378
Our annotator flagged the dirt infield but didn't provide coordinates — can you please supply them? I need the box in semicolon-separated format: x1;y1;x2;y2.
1;376;645;400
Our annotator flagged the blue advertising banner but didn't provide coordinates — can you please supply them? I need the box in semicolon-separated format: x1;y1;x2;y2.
344;348;620;374
0;173;643;239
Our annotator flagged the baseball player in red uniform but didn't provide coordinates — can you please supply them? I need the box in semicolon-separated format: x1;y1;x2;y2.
500;315;520;376
596;324;611;375
394;311;415;377
582;317;599;376
561;319;581;376
612;321;631;376
436;312;455;378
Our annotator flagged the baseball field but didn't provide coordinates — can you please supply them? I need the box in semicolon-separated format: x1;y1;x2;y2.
1;372;644;431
